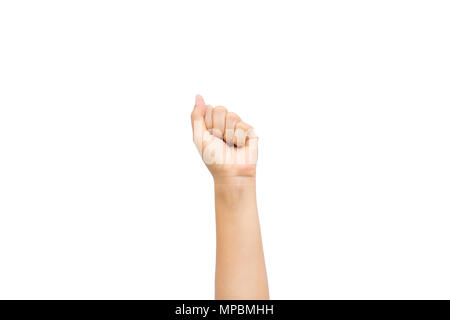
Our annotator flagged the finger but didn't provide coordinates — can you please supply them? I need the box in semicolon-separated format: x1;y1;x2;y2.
245;128;258;146
195;94;205;109
191;94;206;129
205;105;213;130
212;106;227;139
191;95;207;153
225;112;240;145
234;121;252;147
245;128;258;164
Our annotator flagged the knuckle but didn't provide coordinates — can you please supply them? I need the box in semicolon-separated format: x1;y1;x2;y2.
214;106;227;112
227;112;240;120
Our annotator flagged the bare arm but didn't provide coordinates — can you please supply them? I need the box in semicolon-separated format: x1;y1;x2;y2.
191;95;269;300
214;176;269;299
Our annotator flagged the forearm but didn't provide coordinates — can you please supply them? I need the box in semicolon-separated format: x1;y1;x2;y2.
214;176;269;300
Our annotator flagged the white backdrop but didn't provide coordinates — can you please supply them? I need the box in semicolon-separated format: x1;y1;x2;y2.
0;1;449;299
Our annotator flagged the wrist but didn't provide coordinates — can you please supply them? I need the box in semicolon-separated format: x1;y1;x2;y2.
214;175;256;209
213;175;256;186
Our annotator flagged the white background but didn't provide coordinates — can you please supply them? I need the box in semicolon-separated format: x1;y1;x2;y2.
0;1;449;299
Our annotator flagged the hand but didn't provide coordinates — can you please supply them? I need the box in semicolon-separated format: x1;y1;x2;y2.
191;95;258;180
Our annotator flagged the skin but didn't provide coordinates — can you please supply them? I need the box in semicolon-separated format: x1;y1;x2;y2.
191;95;269;300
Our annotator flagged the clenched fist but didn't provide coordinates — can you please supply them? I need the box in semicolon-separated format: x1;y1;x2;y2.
191;95;258;179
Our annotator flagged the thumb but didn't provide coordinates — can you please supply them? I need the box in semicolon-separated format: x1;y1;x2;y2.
191;94;207;153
